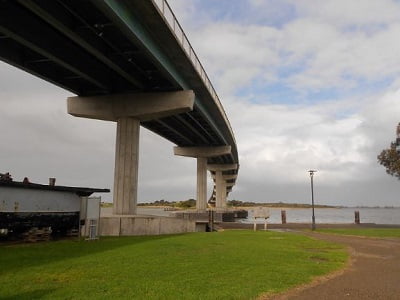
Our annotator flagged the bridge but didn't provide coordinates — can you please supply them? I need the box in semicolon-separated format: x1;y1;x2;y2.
0;0;238;215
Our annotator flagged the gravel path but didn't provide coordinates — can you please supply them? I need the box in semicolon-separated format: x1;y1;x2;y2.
271;232;400;300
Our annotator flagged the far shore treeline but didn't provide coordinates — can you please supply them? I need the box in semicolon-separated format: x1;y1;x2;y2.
136;199;339;209
101;200;397;209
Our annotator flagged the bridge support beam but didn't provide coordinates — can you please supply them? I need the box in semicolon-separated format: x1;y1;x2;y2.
174;146;231;210
68;91;195;215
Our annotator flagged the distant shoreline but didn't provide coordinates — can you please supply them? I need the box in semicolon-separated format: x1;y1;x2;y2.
102;202;400;209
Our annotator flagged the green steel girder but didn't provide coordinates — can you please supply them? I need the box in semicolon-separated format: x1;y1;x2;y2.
95;0;230;148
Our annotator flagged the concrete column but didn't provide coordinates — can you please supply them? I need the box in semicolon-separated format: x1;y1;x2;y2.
173;146;232;211
221;181;227;207
113;117;140;215
215;171;224;209
196;157;208;210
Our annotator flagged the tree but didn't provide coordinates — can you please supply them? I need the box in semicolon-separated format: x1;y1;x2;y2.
378;123;400;179
176;199;196;208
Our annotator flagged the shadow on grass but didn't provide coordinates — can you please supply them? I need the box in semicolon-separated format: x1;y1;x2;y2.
0;234;180;274
0;288;58;300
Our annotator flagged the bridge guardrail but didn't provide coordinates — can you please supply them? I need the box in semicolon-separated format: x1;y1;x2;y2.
152;0;235;143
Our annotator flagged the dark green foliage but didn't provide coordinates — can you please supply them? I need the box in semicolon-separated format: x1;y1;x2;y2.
377;142;400;179
176;198;196;208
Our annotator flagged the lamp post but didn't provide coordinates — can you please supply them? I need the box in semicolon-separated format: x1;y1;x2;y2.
396;123;400;154
308;170;317;231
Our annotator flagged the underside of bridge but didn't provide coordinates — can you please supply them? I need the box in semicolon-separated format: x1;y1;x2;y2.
0;0;239;213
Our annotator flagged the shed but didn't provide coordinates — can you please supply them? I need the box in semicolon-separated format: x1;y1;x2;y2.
0;179;109;236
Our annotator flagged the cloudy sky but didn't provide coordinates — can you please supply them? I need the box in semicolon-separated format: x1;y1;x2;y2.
1;0;400;206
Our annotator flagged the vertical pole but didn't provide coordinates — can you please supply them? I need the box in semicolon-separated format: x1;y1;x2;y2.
281;210;286;224
80;196;88;237
355;211;360;224
208;209;214;232
311;173;316;231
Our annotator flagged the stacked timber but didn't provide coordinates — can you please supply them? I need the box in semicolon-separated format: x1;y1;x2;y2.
66;228;79;236
22;227;51;242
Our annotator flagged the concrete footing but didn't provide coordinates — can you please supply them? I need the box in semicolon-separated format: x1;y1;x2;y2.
99;215;197;236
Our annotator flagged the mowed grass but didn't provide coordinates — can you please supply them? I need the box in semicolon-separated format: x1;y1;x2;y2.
318;228;400;238
0;230;347;300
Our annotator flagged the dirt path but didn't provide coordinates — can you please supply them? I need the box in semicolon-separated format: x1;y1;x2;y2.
271;232;400;300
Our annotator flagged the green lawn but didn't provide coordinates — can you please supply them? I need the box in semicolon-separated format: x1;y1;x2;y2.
317;228;400;238
0;230;347;300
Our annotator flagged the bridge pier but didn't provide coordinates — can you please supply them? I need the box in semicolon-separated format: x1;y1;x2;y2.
197;157;208;210
215;170;226;209
208;164;238;210
113;117;140;215
68;91;194;215
174;146;231;210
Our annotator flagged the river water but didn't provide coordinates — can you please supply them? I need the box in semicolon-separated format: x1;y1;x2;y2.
102;207;400;224
244;207;400;225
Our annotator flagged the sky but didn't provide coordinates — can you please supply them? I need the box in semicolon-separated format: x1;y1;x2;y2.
1;0;400;206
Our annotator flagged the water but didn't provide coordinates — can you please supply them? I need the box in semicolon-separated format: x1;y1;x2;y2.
102;206;400;224
243;207;400;225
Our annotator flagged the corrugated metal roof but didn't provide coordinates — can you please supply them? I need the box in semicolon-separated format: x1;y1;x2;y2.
0;181;109;197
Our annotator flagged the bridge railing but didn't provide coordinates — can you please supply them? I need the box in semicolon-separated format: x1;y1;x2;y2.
152;0;235;142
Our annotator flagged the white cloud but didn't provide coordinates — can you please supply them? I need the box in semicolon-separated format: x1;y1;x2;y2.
190;23;280;94
177;0;400;94
228;98;368;184
291;0;400;28
285;23;400;90
226;86;400;204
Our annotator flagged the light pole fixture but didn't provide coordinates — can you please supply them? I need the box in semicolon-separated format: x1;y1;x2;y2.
308;170;317;231
396;123;400;154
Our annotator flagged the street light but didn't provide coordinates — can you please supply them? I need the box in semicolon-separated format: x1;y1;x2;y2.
308;170;317;231
396;123;400;154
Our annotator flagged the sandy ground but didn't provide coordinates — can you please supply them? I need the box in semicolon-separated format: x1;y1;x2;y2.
268;232;400;300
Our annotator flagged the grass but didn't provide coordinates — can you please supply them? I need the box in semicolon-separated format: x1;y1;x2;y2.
0;230;347;300
317;228;400;238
